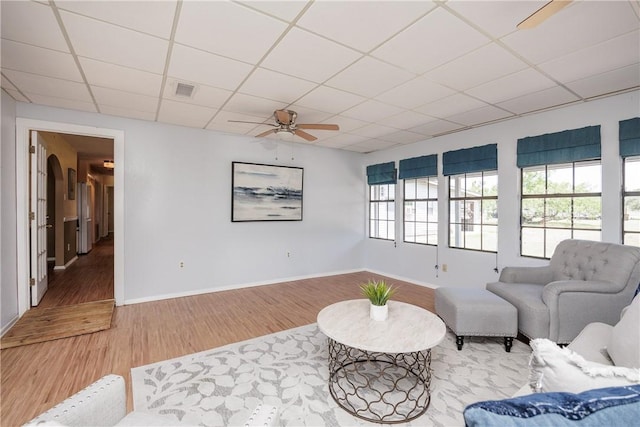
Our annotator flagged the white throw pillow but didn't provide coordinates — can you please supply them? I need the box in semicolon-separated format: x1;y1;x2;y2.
529;338;640;393
607;296;640;369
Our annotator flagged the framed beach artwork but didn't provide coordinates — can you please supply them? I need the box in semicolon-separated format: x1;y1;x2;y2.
232;162;303;222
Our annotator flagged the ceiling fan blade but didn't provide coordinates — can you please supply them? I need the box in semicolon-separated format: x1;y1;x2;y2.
228;120;276;126
296;124;340;131
255;129;277;138
293;129;317;142
275;109;291;125
517;0;571;30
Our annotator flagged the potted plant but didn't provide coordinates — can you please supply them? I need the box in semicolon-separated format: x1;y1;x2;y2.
360;279;396;321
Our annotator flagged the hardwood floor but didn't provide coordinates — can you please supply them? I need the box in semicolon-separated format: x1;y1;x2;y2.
0;246;434;426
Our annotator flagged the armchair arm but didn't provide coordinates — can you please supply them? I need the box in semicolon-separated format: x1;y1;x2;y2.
499;265;553;285
542;280;628;343
24;375;126;427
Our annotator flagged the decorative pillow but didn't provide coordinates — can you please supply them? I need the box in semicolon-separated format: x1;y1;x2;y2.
464;385;640;427
529;338;640;393
607;295;640;369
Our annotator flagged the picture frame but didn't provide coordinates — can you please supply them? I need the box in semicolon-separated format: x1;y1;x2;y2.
67;168;76;200
232;162;303;222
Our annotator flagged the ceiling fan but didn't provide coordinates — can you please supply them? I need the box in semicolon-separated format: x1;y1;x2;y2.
517;0;572;29
228;109;339;142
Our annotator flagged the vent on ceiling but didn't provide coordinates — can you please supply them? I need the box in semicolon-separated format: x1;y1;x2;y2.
175;82;195;98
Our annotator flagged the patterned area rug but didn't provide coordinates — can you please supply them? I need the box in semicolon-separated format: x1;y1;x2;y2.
131;323;531;426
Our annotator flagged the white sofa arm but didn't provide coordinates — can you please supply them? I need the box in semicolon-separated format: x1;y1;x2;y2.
23;375;126;427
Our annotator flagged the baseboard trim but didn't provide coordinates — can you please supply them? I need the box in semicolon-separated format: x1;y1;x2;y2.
123;269;363;306
1;315;19;338
363;268;438;289
54;256;78;271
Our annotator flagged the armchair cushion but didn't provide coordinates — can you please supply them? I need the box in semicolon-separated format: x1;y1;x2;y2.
529;339;640;394
607;295;640;369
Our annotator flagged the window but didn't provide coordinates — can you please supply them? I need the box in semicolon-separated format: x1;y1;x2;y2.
623;156;640;246
370;184;395;240
404;177;437;245
521;161;601;258
449;171;498;251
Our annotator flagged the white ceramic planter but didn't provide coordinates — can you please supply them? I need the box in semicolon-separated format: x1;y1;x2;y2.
370;303;388;321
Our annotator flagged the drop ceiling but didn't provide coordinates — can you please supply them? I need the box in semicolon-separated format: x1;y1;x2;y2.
2;1;639;153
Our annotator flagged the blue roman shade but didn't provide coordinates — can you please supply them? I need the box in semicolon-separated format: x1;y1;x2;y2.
516;125;601;168
366;161;397;185
619;117;640;158
399;154;437;179
443;144;497;176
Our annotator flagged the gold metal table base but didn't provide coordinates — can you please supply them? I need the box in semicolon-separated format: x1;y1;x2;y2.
327;338;432;424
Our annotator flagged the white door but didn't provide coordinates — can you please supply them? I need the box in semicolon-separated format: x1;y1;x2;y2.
30;130;48;306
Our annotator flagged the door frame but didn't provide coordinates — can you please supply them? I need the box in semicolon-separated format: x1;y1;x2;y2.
16;119;124;316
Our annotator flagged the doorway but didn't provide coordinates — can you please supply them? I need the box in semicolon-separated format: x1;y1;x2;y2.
15;119;124;317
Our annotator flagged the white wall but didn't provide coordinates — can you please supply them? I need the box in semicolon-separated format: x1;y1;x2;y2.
1;90;19;333
364;90;640;289
13;103;365;305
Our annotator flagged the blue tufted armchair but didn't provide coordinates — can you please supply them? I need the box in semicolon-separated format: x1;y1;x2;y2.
487;240;640;344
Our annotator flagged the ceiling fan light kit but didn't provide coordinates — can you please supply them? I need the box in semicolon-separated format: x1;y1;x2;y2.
228;109;340;142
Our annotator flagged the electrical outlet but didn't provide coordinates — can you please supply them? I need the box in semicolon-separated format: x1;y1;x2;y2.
287;251;291;258
179;261;184;268
67;243;70;251
442;264;448;272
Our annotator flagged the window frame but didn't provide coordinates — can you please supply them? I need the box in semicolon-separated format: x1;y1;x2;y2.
448;171;498;253
403;177;438;246
369;183;395;241
520;160;602;259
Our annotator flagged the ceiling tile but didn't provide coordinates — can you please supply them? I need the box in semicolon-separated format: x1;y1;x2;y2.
385;110;437;130
447;1;548;39
501;1;639;64
3;69;92;102
321;115;369;133
376;76;454;109
238;1;310;22
538;30;640;84
372;7;489;74
4;88;30;103
445;105;513;127
261;27;362;83
168;44;253;91
415;93;487;118
206;122;254;136
223;93;285;117
320;133;369;147
284;105;334;124
80;57;162;97
297;1;435;52
92;86;158;113
100;105;156;122
425;43;528;91
565;64;640;99
1;1;69;52
164;78;232;109
238;68;317;103
341;99;404;122
379;130;425;144
410;119;465;136
349;123;398;139
295;85;366;114
466;68;556;105
1;40;83;81
157;99;217;128
317;136;360;149
349;139;399;153
207;110;270;132
497;86;579;115
56;0;177;39
1;75;17;91
25;93;97;113
327;56;415;98
60;11;169;73
176;1;287;64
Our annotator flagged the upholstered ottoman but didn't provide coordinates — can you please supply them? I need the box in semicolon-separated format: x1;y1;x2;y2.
435;287;517;352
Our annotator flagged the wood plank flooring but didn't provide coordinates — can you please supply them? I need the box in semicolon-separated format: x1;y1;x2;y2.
0;240;434;426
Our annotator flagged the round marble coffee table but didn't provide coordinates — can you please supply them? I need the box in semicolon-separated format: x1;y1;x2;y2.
317;299;446;424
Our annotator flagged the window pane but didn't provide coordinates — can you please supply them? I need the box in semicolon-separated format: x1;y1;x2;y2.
370;220;377;237
405;222;415;242
370;202;379;220
377;221;387;239
416;201;427;222
546;197;571;227
573;197;601;229
624;157;640;192
624;196;640;232
465;173;483;198
522;227;545;258
573;229;600;242
450;200;464;222
388;184;395;200
482;225;497;252
624;232;640;247
405;179;416;200
482;199;498;225
523;166;546;195
428;201;438;222
574;161;601;193
465;226;481;250
546;228;571;257
415;223;427;244
450;223;464;248
405;201;416;221
379;202;388;220
465;200;478;225
522;198;545;227
387;202;395;220
416;178;429;199
388;221;395;240
427;177;438;199
427;222;438;245
483;172;498;197
547;163;573;194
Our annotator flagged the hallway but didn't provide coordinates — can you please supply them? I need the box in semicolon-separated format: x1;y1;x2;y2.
40;236;114;309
